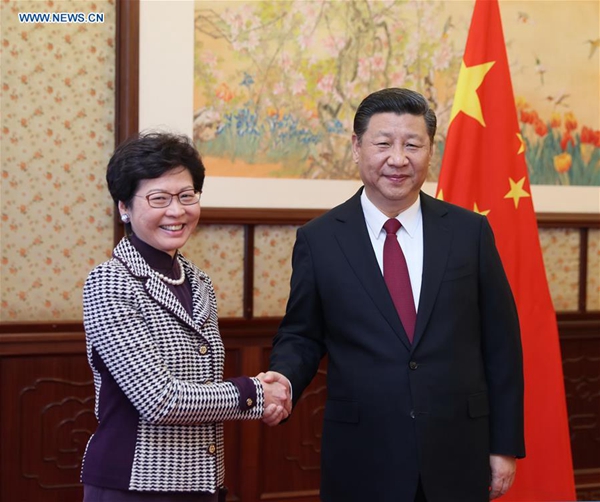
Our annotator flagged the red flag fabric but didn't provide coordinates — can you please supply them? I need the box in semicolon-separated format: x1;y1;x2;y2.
437;0;576;500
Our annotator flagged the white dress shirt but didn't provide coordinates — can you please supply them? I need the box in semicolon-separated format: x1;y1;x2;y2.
360;190;423;311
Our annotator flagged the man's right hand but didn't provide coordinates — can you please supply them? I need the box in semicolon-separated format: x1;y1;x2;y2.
256;371;292;426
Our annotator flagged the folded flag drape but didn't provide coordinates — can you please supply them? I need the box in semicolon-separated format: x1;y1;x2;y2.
436;0;576;500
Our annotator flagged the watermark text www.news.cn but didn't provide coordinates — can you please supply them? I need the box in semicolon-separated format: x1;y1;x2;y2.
18;12;104;24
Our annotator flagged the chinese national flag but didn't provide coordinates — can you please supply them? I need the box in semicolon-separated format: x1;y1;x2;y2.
437;0;576;500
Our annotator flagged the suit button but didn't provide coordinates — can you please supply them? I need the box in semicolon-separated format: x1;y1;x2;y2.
410;410;416;419
208;444;216;455
199;345;208;355
409;361;418;370
246;398;254;407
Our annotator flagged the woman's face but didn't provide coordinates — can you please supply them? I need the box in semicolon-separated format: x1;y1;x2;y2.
119;167;200;256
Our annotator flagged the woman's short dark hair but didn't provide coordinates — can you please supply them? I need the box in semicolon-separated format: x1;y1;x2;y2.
106;132;205;208
353;88;437;144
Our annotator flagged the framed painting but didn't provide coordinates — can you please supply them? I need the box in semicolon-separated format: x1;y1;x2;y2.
134;0;600;214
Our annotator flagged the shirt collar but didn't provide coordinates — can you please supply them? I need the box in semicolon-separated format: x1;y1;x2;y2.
129;233;178;272
360;189;422;240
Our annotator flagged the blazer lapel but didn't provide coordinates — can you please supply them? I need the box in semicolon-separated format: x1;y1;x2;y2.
144;274;200;331
113;238;207;335
412;193;452;348
332;189;411;350
180;256;212;329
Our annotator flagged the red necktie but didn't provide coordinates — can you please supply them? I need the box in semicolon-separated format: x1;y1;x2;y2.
383;219;416;342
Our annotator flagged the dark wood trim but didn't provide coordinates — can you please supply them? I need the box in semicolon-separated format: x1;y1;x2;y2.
115;0;139;145
536;213;600;228
114;0;139;245
198;208;325;226
555;315;600;339
574;468;600;490
1;315;596;339
261;490;320;500
219;317;281;337
0;319;281;336
556;311;600;322
0;322;84;334
0;332;85;355
198;209;600;227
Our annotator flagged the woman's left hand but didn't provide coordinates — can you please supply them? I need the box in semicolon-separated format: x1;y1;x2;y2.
262;403;287;426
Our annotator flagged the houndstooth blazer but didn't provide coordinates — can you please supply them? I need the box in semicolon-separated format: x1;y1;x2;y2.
81;237;264;493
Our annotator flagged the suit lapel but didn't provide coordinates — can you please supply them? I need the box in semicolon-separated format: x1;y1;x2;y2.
412;193;452;348
332;189;411;350
144;274;201;332
113;238;208;336
180;256;212;329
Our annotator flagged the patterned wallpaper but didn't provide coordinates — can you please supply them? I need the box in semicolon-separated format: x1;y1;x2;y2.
0;1;597;322
1;0;116;321
588;229;600;311
539;228;581;311
184;225;245;318
254;225;297;317
253;226;598;318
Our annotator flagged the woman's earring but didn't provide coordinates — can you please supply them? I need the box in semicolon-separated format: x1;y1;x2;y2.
121;214;130;223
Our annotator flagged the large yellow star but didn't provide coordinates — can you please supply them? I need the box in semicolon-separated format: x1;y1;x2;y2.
473;202;490;216
449;60;496;127
517;133;525;154
437;189;444;201
504;177;530;209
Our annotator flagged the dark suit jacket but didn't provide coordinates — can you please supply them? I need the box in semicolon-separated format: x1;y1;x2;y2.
270;189;525;502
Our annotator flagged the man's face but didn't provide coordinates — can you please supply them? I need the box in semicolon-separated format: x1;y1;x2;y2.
352;112;433;217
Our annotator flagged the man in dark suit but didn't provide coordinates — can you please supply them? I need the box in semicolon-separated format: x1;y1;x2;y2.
266;88;525;502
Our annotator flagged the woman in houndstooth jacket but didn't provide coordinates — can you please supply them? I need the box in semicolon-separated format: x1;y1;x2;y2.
81;132;290;502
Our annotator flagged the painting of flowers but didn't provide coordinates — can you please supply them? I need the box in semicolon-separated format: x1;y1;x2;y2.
193;0;599;186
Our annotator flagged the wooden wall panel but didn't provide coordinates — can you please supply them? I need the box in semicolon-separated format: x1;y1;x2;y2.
223;348;243;500
559;321;600;501
0;320;599;502
0;352;92;502
563;336;600;472
257;349;324;501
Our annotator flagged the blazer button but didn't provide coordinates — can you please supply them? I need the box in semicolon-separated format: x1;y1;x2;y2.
246;398;254;407
409;361;418;370
208;444;216;455
410;410;416;419
199;345;208;355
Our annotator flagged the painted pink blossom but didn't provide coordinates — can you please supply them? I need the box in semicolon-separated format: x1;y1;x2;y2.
291;74;307;96
323;35;346;58
317;74;335;93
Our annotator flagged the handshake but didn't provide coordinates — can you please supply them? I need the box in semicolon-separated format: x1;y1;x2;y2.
256;371;292;427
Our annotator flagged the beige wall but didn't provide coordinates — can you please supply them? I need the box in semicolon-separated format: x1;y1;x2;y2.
1;0;116;321
1;1;598;322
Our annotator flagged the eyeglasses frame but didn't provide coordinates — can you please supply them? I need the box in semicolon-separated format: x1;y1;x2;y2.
133;189;202;209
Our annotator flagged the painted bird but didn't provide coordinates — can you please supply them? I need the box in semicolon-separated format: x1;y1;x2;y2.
545;92;570;107
585;39;600;59
534;55;546;85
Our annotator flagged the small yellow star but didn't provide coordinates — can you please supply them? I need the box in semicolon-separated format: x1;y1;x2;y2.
437;189;444;201
517;133;525;154
473;202;490;216
449;60;496;127
504;177;530;209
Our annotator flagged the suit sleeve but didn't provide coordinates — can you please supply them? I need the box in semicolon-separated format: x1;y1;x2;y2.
83;264;264;425
270;228;327;405
478;217;525;458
